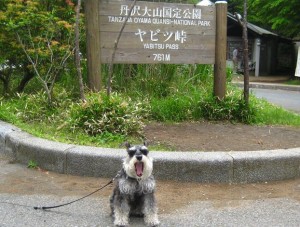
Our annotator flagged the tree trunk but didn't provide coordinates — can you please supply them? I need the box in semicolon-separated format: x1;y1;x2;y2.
17;65;34;92
75;0;86;102
0;72;10;95
243;0;249;106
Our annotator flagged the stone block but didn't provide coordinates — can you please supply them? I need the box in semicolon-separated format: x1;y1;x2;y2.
66;146;124;178
15;136;74;173
230;149;300;183
151;151;233;183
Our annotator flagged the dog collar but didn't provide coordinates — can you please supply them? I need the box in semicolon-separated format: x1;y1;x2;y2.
120;168;140;181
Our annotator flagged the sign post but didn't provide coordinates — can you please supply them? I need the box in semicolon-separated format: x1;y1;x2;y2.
85;0;227;100
85;0;102;92
214;1;227;100
99;0;216;64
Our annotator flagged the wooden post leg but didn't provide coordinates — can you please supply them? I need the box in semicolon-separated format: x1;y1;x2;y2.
214;1;227;100
85;0;102;92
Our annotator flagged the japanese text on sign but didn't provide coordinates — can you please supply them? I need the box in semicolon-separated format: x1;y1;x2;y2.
120;5;202;20
100;0;216;64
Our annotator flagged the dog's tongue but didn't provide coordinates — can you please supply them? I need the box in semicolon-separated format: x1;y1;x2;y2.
135;162;143;177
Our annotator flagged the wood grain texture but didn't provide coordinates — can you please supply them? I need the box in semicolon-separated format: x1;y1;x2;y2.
99;0;216;64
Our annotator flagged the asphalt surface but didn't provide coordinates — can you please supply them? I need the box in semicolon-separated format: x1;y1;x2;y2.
1;154;300;227
251;87;300;114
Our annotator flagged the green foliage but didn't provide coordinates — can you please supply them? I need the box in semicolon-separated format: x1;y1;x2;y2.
150;95;193;122
251;98;300;125
179;64;214;85
14;92;56;123
199;88;255;123
68;92;150;137
1;74;300;150
9;88;73;123
0;0;299;148
284;79;300;86
150;89;202;122
149;84;256;124
249;0;300;38
28;160;38;169
0;0;85;101
103;64;178;98
0;89;149;147
227;0;300;38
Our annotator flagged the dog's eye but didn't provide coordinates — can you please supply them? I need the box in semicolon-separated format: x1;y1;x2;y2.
128;148;136;157
140;148;148;155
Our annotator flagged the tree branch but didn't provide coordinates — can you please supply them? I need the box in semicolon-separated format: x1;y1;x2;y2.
107;0;137;96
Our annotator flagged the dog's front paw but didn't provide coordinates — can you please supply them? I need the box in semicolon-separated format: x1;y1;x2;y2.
148;220;160;227
145;215;160;227
114;221;128;227
114;217;129;227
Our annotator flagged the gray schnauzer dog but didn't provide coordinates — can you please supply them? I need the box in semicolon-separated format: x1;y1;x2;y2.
110;142;160;227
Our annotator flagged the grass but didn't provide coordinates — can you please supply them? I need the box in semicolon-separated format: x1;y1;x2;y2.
27;160;38;169
1;89;299;150
284;79;300;86
1;64;300;150
250;97;300;125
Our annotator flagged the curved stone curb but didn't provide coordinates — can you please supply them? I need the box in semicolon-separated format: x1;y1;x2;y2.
0;120;300;183
233;82;300;92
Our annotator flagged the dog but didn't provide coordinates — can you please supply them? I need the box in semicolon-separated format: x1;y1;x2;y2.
110;142;159;226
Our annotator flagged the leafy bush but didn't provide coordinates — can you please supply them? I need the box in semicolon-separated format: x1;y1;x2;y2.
198;87;256;123
68;92;150;136
150;89;202;122
150;96;192;122
102;64;178;98
8;87;73;124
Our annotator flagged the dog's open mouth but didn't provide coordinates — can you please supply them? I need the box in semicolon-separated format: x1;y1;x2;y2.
135;162;144;177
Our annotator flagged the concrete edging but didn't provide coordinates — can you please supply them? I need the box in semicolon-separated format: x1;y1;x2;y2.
1;120;300;183
233;82;300;92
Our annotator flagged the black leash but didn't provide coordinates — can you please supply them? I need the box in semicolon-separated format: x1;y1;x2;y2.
34;179;113;210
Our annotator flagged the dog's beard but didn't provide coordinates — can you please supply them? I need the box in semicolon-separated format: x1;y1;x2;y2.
123;156;153;180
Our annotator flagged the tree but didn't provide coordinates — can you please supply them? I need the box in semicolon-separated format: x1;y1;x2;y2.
235;1;249;106
249;0;300;38
228;0;300;38
74;0;86;102
5;0;75;103
0;0;24;95
0;0;77;103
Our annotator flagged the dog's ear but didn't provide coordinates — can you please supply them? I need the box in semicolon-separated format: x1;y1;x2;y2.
124;141;131;149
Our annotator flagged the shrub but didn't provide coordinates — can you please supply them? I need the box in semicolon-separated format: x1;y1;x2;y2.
198;87;256;123
150;95;192;122
10;87;73;123
150;89;202;122
68;92;150;136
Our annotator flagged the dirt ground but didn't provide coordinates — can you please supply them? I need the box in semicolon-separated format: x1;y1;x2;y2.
143;121;300;151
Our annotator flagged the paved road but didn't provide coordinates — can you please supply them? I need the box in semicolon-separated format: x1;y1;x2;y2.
251;88;300;113
1;154;300;227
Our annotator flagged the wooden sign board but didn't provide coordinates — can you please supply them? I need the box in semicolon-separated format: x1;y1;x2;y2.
99;0;216;64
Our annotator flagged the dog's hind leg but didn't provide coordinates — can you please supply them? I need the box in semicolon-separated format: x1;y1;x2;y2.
143;193;160;227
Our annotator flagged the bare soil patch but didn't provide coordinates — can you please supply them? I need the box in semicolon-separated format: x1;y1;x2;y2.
143;121;300;151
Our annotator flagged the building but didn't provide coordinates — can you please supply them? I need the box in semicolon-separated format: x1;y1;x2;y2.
227;13;295;77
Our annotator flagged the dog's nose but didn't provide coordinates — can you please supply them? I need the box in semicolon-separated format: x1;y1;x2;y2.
136;155;143;161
